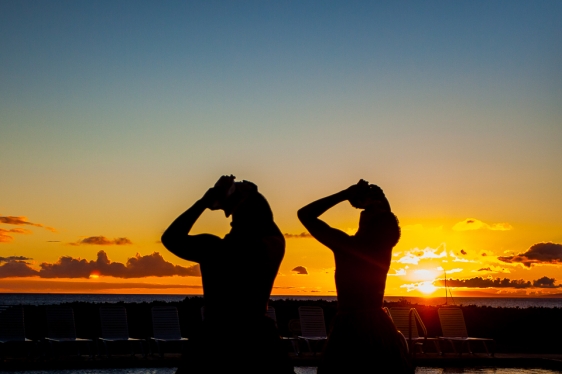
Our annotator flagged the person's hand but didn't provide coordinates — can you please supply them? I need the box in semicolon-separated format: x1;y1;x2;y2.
344;179;369;198
346;179;372;209
201;188;219;209
201;175;236;210
213;175;236;194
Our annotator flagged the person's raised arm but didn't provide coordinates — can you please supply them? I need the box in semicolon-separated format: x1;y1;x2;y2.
161;186;225;263
297;189;352;250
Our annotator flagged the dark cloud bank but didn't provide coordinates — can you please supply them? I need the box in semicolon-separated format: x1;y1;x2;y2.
435;276;560;289
291;266;308;275
498;242;562;267
0;251;200;278
70;236;133;246
284;232;312;239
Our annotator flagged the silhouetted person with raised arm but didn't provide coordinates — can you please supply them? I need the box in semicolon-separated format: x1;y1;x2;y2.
162;175;294;374
298;180;413;374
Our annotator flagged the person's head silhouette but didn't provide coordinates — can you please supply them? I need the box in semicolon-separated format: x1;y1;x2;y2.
348;180;399;245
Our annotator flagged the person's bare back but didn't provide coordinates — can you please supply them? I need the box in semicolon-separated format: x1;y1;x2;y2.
162;175;293;374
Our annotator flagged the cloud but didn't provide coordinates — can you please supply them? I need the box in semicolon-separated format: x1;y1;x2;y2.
498;242;562;267
0;228;32;243
0;256;32;263
39;251;200;278
284;232;312;239
446;268;463;274
434;276;561;289
0;279;202;292
291;266;308;275
473;265;510;274
0;251;201;279
0;256;38;277
0;216;56;232
400;281;437;293
71;236;133;246
452;218;513;231
533;276;558;288
0;261;39;277
394;246;448;265
388;268;407;276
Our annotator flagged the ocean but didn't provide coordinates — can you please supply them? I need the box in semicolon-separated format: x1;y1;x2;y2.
0;293;560;308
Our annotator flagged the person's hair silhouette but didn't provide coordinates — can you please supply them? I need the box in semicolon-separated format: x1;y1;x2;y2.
298;180;413;373
162;175;294;374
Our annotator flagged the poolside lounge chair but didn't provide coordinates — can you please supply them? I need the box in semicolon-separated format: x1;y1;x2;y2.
297;306;327;355
151;306;188;357
0;306;34;358
388;307;441;356
98;306;145;357
437;307;495;356
45;306;93;357
266;306;299;356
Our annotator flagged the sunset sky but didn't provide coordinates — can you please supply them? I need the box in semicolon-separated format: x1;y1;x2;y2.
1;1;561;297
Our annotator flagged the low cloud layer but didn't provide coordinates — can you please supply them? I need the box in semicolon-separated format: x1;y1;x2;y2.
284;232;312;239
0;228;31;243
70;236;133;246
498;242;562;267
0;256;32;263
0;279;202;292
452;218;513;231
0;216;56;232
435;276;560;289
292;266;308;275
0;251;201;279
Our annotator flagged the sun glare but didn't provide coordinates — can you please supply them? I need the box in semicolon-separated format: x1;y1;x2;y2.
418;281;437;294
89;272;100;279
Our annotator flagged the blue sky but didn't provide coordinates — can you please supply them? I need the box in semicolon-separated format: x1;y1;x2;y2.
1;0;561;294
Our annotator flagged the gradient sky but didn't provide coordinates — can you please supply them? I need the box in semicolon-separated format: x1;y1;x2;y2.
1;0;561;296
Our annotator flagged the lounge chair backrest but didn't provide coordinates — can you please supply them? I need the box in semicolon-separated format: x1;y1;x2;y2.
389;307;420;339
266;306;277;323
46;306;77;340
99;306;129;340
0;306;26;342
152;306;182;340
438;308;468;338
298;306;327;338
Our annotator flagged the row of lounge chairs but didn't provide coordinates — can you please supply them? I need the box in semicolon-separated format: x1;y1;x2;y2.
279;306;494;357
384;307;495;357
0;305;186;358
0;304;494;359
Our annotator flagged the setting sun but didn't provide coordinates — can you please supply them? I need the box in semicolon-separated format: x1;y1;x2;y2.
417;281;438;295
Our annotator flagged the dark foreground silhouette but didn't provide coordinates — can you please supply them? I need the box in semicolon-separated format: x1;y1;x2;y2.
298;180;414;373
161;175;294;374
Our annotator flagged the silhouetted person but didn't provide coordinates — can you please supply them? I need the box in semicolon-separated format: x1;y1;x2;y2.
298;180;413;373
162;175;294;374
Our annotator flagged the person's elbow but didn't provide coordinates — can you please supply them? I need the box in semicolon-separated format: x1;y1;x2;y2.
160;232;177;253
297;207;311;225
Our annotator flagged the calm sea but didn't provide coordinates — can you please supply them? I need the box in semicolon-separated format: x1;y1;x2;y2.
0;293;560;308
